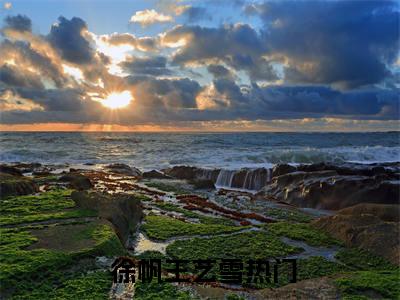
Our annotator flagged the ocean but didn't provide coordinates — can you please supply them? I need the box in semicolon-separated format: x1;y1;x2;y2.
0;132;399;170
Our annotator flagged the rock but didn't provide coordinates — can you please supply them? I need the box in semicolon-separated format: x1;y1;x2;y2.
105;163;142;177
59;173;93;190
9;162;42;173
142;170;171;179
263;170;399;210
162;166;199;180
189;179;215;189
272;164;296;178
32;167;53;176
297;162;398;178
337;203;400;222
0;173;39;198
0;165;22;176
71;191;143;245
254;276;339;300
313;213;400;265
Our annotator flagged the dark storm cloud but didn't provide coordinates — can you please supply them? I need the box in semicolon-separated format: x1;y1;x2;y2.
166;24;264;64
182;7;211;23
254;0;400;89
15;88;86;111
164;23;277;81
126;75;201;109
0;64;44;89
207;64;233;79
121;56;171;76
0;40;67;88
48;16;94;64
4;15;32;32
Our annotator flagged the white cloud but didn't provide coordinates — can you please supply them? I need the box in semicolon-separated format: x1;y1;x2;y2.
130;9;173;26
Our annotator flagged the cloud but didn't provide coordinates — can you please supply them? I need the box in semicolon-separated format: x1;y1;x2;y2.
4;14;31;32
120;56;171;76
130;9;173;26
0;7;398;128
0;39;67;88
163;24;277;81
103;33;158;52
207;64;234;80
48;16;94;64
254;1;400;89
175;6;211;22
0;63;44;89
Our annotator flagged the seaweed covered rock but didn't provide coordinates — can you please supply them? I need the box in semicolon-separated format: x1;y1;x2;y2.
313;212;400;265
59;173;93;190
337;203;400;222
71;191;143;245
0;173;39;198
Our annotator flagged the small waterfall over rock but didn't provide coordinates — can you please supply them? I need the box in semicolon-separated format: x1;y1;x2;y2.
215;170;237;188
215;168;272;191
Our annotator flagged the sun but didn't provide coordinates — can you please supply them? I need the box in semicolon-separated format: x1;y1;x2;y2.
101;91;132;109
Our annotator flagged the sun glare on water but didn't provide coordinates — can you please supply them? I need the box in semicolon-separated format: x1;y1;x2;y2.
101;91;132;109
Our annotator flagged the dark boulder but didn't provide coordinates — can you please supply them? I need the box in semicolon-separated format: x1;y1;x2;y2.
142;170;171;179
0;173;39;198
59;173;93;190
272;164;296;178
162;166;198;180
189;179;215;189
105;163;142;177
0;165;22;176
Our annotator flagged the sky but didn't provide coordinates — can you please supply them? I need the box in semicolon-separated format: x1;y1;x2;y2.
0;0;399;131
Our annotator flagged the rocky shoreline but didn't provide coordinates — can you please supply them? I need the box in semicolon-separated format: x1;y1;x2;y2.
0;161;399;299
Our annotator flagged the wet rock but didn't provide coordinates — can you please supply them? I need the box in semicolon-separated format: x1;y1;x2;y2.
0;173;39;198
162;166;199;180
32;167;53;176
297;162;398;178
189;179;215;189
313;213;400;265
9;162;42;173
142;170;171;179
105;163;142;177
0;165;22;176
272;164;296;178
263;170;399;210
59;173;93;190
71;191;143;245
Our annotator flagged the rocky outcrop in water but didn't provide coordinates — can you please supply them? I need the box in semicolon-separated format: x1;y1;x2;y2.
71;191;143;245
143;170;171;179
105;163;142;177
263;166;399;210
59;173;93;190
